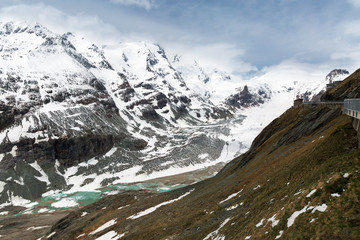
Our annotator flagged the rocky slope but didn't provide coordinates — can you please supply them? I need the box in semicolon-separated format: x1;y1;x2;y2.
42;69;360;240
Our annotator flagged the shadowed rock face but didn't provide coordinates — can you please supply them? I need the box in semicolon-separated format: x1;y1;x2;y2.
0;102;16;132
226;85;269;109
53;134;114;167
0;134;115;169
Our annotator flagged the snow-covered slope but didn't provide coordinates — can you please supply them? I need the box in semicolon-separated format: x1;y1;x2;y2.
325;69;349;83
0;21;341;205
0;21;246;204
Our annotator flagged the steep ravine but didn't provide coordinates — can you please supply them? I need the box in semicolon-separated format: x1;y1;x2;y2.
44;101;360;240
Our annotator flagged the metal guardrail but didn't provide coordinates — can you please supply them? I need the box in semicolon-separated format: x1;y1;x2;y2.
344;99;360;120
344;99;360;111
303;102;344;105
306;100;344;103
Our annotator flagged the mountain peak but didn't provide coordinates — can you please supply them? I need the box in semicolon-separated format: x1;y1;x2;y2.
325;69;349;83
0;21;57;40
0;21;29;34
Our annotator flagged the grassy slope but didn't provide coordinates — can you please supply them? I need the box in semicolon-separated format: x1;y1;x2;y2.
48;103;360;240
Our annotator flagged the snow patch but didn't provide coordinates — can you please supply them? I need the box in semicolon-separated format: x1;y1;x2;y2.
0;181;6;192
198;153;209;160
306;189;317;198
287;205;309;227
275;230;284;239
76;233;85;239
90;219;117;235
203;217;232;240
95;231;123;240
51;198;79;208
128;189;194;219
226;204;239;211
9;145;17;157
255;218;265;227
287;203;327;227
105;147;117;157
310;204;327;213
29;161;50;185
219;189;243;204
37;208;49;213
46;232;56;239
9;193;31;206
267;214;279;227
27;226;49;231
293;190;304;196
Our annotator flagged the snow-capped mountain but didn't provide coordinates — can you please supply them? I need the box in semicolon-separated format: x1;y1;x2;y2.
326;69;349;83
0;21;341;204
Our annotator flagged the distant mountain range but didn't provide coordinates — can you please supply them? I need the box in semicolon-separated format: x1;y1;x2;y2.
0;21;350;204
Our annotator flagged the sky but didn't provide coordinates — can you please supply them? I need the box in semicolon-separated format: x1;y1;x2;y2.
0;0;359;76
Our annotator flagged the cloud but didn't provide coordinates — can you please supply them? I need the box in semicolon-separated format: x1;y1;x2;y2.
109;0;155;10
0;3;121;45
348;0;360;7
339;20;360;37
332;19;360;71
0;2;253;75
164;42;256;74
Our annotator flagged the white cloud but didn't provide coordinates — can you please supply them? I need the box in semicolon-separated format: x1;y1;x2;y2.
0;2;253;75
333;20;360;71
165;42;256;74
109;0;155;10
348;0;360;7
0;3;121;45
331;44;360;71
339;20;360;37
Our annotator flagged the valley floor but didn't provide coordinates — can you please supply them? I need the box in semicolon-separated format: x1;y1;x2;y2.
0;163;225;240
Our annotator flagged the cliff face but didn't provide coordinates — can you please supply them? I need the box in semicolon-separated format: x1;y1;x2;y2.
225;85;270;109
46;97;360;239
